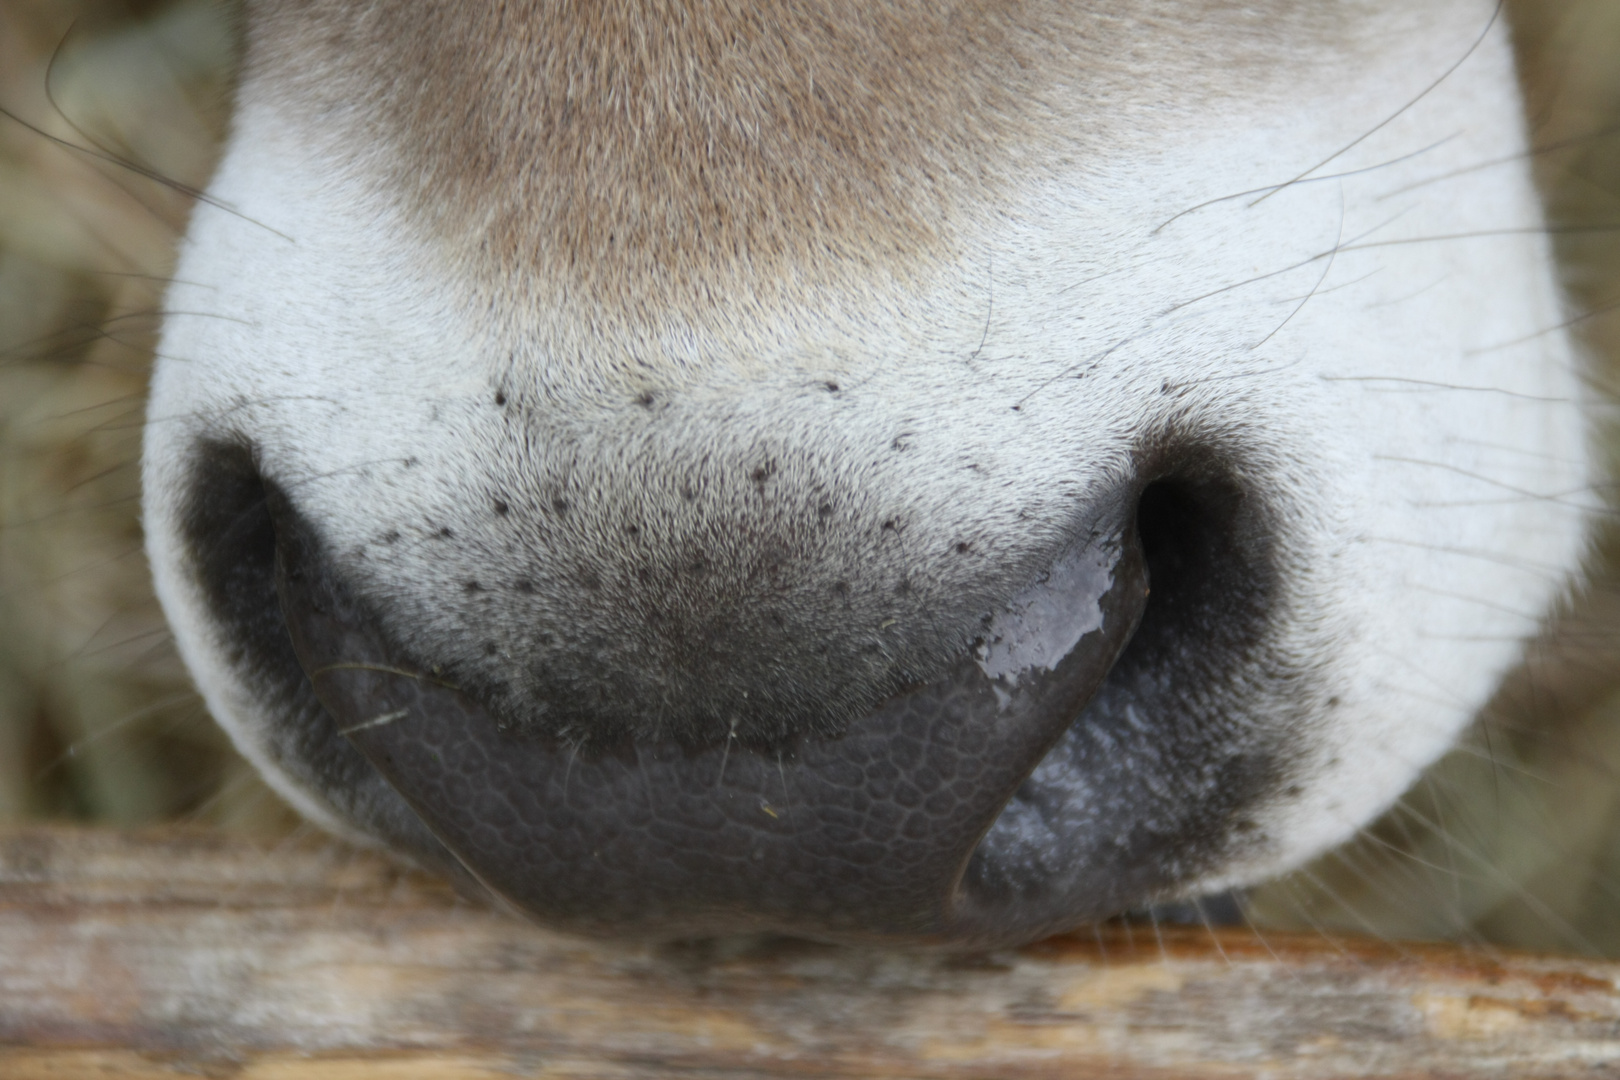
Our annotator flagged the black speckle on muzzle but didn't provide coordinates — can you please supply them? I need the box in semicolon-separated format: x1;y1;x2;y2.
276;503;1149;948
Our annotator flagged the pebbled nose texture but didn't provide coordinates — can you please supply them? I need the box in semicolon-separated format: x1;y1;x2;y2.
277;506;1148;947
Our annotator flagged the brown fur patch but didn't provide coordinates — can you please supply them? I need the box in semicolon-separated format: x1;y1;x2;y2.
245;0;1349;322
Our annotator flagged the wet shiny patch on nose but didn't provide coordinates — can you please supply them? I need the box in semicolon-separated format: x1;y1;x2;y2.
276;503;1148;947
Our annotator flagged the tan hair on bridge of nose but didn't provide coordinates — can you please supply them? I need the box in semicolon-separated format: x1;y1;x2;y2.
249;0;1355;324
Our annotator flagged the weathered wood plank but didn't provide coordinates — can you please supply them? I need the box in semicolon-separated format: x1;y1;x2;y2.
1;825;1618;1078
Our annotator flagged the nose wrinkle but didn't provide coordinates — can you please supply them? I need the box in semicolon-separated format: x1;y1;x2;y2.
277;515;1147;946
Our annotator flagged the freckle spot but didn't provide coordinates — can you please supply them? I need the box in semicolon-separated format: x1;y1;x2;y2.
483;641;499;656
403;457;419;469
818;502;834;519
1285;785;1304;797
436;527;454;539
625;523;640;535
955;541;972;554
681;485;697;501
382;530;401;544
881;519;898;532
493;499;509;516
580;571;602;590
552;497;570;513
636;391;655;408
824;381;840;393
832;580;850;596
515;579;535;594
494;390;506;406
464;580;482;593
1327;696;1341;707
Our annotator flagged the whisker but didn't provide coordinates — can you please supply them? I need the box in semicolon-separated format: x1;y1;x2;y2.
31;690;199;783
309;662;462;693
1341;224;1620;253
1153;133;1463;234
338;710;408;737
0;102;291;240
1466;293;1620;354
1193;898;1232;967
1319;374;1573;403
1378;120;1620;200
1371;453;1594;506
1246;0;1505;208
1249;187;1345;349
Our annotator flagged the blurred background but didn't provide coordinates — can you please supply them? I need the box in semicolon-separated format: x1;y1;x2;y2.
0;0;295;833
2;0;1619;950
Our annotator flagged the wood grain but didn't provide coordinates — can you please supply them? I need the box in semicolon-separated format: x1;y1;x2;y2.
2;825;1618;1078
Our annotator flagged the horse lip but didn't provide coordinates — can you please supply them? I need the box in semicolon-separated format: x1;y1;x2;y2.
274;508;1148;947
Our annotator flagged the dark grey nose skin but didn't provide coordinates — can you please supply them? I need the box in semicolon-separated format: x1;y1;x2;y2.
180;434;1289;949
277;487;1149;947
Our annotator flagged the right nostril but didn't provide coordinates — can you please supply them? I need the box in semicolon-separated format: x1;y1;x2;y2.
954;459;1282;934
1132;472;1268;650
1137;480;1198;589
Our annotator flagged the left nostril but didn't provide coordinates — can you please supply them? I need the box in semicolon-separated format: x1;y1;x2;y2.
174;439;462;876
275;497;1150;946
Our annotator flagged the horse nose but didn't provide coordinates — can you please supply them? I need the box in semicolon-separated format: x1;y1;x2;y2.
273;485;1150;946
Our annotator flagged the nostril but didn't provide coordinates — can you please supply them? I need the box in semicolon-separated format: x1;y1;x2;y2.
176;439;452;870
1137;480;1199;592
954;460;1279;934
1131;471;1270;653
181;440;280;649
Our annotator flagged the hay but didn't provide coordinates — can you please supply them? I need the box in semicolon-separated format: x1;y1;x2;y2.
0;0;293;832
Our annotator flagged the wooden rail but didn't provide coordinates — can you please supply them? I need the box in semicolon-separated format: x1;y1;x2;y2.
2;825;1619;1077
